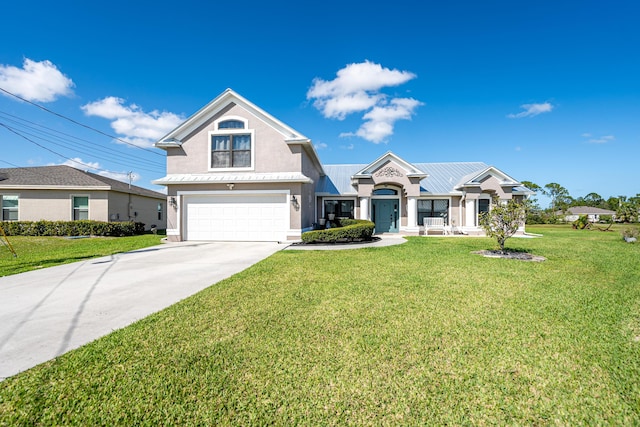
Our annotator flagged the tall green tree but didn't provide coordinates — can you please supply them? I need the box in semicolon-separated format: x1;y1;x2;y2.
520;181;542;211
543;183;571;212
583;192;605;208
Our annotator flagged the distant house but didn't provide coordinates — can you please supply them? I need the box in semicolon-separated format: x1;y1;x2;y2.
153;89;533;242
0;165;167;230
558;206;616;223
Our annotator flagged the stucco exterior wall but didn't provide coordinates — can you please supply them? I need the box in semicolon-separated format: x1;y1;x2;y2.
107;192;165;230
6;190;108;222
2;189;164;230
167;104;300;175
450;197;461;228
477;175;513;199
300;148;322;231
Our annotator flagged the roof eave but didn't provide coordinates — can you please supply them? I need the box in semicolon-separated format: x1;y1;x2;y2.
0;185;110;191
152;175;314;186
155;139;183;150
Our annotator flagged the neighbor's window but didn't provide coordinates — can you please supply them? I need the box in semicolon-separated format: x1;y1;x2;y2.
324;200;355;219
157;202;163;220
1;195;18;221
418;199;449;225
73;196;89;220
210;119;253;169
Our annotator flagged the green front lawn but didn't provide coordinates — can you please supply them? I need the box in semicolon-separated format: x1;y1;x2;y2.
0;234;165;277
1;225;639;424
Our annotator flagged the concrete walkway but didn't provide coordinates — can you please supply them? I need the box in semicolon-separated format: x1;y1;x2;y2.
0;241;283;380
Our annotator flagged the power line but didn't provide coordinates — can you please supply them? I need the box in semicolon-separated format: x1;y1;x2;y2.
0;110;165;169
0;122;145;176
0;113;164;172
0;86;165;156
0;121;164;174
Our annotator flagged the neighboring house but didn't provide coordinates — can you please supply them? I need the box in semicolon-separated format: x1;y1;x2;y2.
153;89;533;242
557;206;616;223
0;165;167;230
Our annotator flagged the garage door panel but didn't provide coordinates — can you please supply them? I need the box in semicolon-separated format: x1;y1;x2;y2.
185;194;288;241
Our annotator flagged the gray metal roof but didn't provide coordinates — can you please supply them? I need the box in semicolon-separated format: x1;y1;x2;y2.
0;165;165;199
316;164;363;194
415;162;489;194
318;162;491;195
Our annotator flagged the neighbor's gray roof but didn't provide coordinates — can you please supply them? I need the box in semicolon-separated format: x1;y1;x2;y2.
559;206;616;215
0;165;165;199
318;162;503;195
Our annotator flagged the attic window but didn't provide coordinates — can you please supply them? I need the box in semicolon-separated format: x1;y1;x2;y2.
218;120;245;129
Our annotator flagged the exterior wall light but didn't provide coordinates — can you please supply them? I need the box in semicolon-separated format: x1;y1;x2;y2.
291;195;300;211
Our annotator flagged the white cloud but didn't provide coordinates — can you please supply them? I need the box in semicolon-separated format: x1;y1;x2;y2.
584;134;615;144
58;157;140;183
82;97;184;148
98;170;141;183
314;142;328;150
354;98;422;143
307;60;422;143
60;157;100;170
507;102;554;118
0;58;74;102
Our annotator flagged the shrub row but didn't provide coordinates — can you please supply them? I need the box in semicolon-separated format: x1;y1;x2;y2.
0;220;146;237
302;219;375;244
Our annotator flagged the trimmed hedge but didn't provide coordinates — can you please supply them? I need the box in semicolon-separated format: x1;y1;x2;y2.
302;219;375;244
0;220;146;237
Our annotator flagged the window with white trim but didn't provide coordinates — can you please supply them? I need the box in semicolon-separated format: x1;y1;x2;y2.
73;196;89;220
210;118;253;169
324;199;355;219
1;195;18;221
418;199;449;225
478;199;490;215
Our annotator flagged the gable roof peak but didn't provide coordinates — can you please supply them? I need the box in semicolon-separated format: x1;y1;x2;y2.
453;165;522;190
156;88;309;145
353;151;427;178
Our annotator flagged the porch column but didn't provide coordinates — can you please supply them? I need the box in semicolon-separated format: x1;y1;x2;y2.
407;196;418;231
465;199;476;228
359;197;369;220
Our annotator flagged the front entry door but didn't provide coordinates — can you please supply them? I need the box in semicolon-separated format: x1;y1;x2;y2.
372;199;399;233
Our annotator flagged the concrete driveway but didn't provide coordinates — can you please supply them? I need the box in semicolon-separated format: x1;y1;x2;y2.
0;241;283;380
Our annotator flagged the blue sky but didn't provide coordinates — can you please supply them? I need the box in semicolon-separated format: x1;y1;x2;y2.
1;0;638;208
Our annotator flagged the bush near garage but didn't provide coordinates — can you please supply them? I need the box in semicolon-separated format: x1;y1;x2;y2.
301;219;375;244
0;220;146;237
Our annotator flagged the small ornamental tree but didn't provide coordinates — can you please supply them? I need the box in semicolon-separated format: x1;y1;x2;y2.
479;196;526;253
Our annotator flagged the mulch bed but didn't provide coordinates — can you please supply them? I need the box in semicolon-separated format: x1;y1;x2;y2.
472;250;546;262
289;237;381;246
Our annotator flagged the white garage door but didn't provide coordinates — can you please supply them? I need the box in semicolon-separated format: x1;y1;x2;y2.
184;194;288;242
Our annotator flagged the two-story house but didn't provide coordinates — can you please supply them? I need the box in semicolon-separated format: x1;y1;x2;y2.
153;89;532;242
